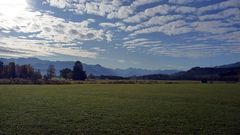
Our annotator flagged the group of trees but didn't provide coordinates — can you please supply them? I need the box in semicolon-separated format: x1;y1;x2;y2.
0;61;42;82
0;61;87;82
60;61;87;80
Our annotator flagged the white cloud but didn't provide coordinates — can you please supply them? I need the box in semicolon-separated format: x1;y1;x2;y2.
192;20;236;34
0;5;106;59
131;0;160;7
99;22;126;30
199;8;240;21
91;47;105;52
123;38;162;49
123;4;196;23
44;0;69;8
194;31;240;43
175;6;196;14
125;15;182;31
43;0;136;19
198;0;240;14
43;0;161;20
131;20;192;36
0;36;97;58
107;6;134;19
169;0;212;5
168;0;194;5
85;2;105;16
124;4;176;23
105;31;113;42
122;38;240;58
0;11;107;43
148;43;240;58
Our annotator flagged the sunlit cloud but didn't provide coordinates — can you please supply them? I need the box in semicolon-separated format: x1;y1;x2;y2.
0;0;29;19
0;36;97;58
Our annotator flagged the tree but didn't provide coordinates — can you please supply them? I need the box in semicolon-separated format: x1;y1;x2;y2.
0;61;3;78
72;61;87;80
88;74;96;79
17;64;34;79
43;75;49;81
47;64;56;79
60;68;72;80
31;70;42;83
8;62;16;79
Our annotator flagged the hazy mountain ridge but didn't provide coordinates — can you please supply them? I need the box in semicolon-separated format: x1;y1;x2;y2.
215;62;240;68
125;61;240;81
0;58;179;77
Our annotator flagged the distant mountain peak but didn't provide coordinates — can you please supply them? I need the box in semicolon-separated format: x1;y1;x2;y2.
95;64;102;67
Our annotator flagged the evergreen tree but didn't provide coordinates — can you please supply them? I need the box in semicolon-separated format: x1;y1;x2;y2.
60;68;72;80
72;61;87;80
32;70;42;83
47;64;56;79
8;62;16;79
0;61;3;78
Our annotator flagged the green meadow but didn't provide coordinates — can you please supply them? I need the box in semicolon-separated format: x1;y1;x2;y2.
0;84;240;134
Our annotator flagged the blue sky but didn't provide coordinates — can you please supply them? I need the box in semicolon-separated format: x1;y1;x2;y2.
0;0;239;70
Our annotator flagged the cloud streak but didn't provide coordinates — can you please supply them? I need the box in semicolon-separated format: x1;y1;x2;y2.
0;37;97;58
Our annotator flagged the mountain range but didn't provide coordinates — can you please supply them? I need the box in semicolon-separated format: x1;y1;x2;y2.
133;62;240;81
215;62;240;68
0;57;179;77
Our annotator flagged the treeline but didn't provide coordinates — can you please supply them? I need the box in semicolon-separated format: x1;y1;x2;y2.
171;67;240;82
0;61;42;83
87;67;240;83
128;67;240;82
0;61;86;84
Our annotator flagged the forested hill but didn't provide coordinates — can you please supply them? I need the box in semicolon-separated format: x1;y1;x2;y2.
133;63;240;81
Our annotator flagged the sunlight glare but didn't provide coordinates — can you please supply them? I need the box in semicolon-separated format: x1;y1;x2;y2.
0;0;28;19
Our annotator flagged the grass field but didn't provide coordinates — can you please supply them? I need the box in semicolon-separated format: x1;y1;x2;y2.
0;84;240;135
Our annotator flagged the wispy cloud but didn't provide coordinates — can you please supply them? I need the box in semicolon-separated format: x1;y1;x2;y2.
0;37;97;58
148;43;240;58
131;20;192;36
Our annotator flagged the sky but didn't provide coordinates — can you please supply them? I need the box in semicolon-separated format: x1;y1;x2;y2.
0;0;239;70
